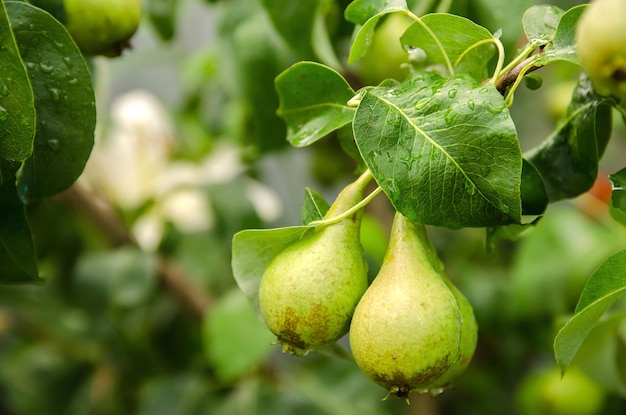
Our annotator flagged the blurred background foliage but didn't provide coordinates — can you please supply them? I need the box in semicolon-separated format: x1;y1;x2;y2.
1;0;626;414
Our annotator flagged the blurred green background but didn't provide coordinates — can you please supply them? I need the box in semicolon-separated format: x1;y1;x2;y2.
1;0;626;414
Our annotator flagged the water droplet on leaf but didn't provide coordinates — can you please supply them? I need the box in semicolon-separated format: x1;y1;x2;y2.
0;106;8;121
63;57;73;69
39;63;55;74
447;89;457;99
0;83;9;96
47;139;61;152
467;100;475;110
48;88;60;102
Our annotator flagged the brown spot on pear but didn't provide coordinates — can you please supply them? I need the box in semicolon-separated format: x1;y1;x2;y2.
258;175;370;356
349;212;463;402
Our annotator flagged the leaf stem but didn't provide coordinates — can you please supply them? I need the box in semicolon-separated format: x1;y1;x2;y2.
309;171;383;227
406;11;455;76
489;37;505;85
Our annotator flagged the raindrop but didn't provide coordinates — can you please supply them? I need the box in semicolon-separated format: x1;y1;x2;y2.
487;103;504;114
20;115;30;127
48;88;60;103
25;62;36;70
39;62;55;74
0;106;8;121
68;78;78;85
63;56;73;69
444;108;455;125
447;89;457;99
415;97;431;110
46;138;61;152
467;100;475;110
54;41;64;50
479;87;491;94
0;83;9;96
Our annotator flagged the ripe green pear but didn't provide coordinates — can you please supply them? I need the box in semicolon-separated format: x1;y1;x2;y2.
576;0;626;98
258;175;370;356
349;212;467;402
63;0;142;56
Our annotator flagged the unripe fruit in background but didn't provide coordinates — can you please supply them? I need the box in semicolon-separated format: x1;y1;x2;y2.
576;0;626;98
349;212;473;402
258;175;369;356
359;13;412;85
63;0;142;56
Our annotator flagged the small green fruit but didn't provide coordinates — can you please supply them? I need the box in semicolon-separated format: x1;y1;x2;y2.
359;13;412;85
576;0;626;98
258;176;370;356
516;366;606;415
63;0;142;56
349;212;471;402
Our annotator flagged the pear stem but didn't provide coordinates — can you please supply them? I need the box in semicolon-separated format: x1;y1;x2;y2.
309;172;382;228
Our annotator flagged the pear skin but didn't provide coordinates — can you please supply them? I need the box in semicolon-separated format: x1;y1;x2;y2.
349;212;463;402
258;175;370;355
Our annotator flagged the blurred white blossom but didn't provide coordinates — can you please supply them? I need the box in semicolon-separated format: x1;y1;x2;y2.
82;90;282;251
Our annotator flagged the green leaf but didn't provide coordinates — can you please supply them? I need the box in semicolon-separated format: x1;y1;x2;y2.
610;167;626;213
535;5;586;66
400;13;497;81
231;225;311;316
345;0;409;64
6;1;95;202
146;0;181;41
0;160;39;283
302;187;329;225
344;0;408;26
233;13;289;155
0;1;35;162
276;62;356;147
261;0;339;68
203;289;274;382
520;158;547;216
527;74;613;202
554;250;626;374
522;4;564;47
354;71;522;228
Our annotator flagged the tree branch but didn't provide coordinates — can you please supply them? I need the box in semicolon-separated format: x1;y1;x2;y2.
57;184;212;319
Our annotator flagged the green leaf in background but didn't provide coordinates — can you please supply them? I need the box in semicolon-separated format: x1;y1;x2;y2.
554;250;626;375
232;12;289;155
302;187;329;225
0;160;39;283
146;0;181;41
25;0;65;22
0;1;35;162
522;4;563;47
276;62;356;147
610;167;626;213
261;0;340;68
535;5;586;66
527;74;613;202
354;71;522;228
6;1;95;202
400;13;497;81
520;159;547;216
231;225;311;316
467;0;531;60
203;289;274;383
344;0;409;64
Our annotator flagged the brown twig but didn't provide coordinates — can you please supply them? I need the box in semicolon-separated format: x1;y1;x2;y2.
494;55;543;95
57;184;211;319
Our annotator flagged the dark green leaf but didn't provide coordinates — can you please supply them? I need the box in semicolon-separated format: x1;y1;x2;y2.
0;160;39;282
302;187;329;224
231;226;311;316
25;0;64;22
400;13;497;81
520;158;547;216
345;0;409;64
203;289;274;382
522;4;563;47
233;13;289;155
554;250;626;374
146;0;181;41
354;71;522;228
610;167;626;213
527;74;613;202
0;1;35;162
535;5;586;66
276;62;356;147
7;1;95;202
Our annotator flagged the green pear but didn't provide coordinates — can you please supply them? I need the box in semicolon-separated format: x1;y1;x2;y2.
258;175;370;356
576;0;626;98
349;212;465;403
63;0;142;56
427;279;478;392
